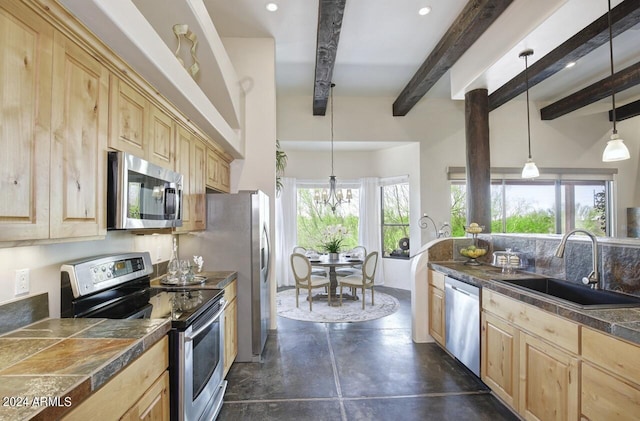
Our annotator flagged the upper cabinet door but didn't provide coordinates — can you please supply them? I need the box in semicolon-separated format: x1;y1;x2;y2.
0;3;53;241
49;32;108;239
147;104;175;169
109;76;147;156
175;125;193;232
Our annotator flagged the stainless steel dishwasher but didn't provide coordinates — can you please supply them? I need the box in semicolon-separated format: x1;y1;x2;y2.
444;276;480;377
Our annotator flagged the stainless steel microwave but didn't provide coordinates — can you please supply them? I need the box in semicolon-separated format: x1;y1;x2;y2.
107;151;183;229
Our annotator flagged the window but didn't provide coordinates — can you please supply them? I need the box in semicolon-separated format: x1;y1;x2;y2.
381;182;410;259
296;186;359;252
450;178;610;236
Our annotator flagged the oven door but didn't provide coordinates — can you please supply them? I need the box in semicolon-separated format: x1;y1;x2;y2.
108;151;183;230
175;298;226;421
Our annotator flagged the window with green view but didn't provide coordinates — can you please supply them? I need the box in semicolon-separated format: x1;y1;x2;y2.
381;182;410;259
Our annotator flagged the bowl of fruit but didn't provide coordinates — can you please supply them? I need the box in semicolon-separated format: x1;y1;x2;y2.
459;245;487;265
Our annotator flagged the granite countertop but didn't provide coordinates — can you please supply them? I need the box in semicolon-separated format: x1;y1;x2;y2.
150;270;237;291
430;261;640;345
0;318;170;421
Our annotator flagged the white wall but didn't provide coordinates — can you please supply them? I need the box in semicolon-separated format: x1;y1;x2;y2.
222;37;278;330
0;233;174;317
278;93;640;240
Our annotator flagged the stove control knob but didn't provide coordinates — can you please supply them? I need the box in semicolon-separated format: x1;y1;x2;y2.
107;272;112;278
101;265;106;272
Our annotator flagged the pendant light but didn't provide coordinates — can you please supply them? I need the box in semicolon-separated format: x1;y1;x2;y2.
314;83;352;213
520;49;539;179
602;0;630;162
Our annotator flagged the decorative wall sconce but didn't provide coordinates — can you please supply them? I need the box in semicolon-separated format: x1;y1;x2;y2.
173;24;200;77
418;214;451;238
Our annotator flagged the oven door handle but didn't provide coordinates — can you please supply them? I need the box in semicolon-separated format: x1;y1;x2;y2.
185;298;226;341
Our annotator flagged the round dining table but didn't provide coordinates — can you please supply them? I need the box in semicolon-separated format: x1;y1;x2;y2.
308;255;363;305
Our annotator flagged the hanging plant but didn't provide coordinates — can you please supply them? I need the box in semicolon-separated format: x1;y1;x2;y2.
276;140;288;196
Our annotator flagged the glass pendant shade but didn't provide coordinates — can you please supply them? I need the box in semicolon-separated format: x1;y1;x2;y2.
602;0;629;162
521;159;540;179
602;133;630;162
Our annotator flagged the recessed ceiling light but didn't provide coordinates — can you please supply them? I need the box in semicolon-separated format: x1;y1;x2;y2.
565;61;576;69
266;3;278;12
418;6;432;16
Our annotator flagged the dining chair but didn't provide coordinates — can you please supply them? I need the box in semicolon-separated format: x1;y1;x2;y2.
338;251;378;309
336;246;367;278
290;253;331;310
292;246;328;277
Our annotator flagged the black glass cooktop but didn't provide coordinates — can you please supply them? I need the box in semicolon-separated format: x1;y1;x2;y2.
148;288;224;329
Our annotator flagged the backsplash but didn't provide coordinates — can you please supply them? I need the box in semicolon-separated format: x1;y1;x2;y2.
428;234;640;297
0;293;48;335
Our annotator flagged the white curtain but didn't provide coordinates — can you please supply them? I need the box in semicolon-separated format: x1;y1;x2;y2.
275;177;297;287
359;177;384;284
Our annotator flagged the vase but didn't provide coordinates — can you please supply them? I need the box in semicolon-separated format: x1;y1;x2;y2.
329;252;339;261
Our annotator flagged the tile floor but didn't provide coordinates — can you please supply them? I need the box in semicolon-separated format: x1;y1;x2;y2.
219;286;518;420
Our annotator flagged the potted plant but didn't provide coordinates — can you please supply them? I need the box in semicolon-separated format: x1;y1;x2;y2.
276;140;288;197
320;225;347;260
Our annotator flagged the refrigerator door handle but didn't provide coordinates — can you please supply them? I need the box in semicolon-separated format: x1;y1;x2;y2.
262;224;270;281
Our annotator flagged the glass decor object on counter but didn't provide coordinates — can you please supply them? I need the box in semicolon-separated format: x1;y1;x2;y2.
492;249;528;272
167;237;180;283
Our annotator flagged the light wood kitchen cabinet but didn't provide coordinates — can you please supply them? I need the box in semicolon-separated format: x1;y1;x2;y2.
109;76;146;157
481;311;519;410
0;2;106;242
63;337;169;421
0;2;53;241
148;103;175;169
206;147;231;193
518;332;578;421
581;327;640;420
109;78;175;170
192;136;207;230
120;371;170;421
223;278;238;377
50;31;108;239
481;289;580;420
428;270;445;345
175;125;206;232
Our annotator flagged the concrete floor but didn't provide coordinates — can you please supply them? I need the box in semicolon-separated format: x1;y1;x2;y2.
219;286;518;420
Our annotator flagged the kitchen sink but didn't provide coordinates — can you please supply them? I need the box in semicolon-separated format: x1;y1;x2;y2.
497;277;640;309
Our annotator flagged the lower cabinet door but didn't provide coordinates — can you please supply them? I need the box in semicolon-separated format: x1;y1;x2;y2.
428;285;445;345
519;333;578;421
121;371;170;421
481;312;519;410
581;362;640;421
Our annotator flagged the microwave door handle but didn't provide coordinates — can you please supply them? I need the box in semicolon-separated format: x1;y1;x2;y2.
164;185;179;220
185;299;226;341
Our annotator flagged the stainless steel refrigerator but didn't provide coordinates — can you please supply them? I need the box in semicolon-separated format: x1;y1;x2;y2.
180;190;270;362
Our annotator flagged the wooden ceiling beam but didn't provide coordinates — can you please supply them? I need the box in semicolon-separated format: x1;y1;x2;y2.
540;61;640;120
489;0;640;112
609;99;640;122
313;0;346;116
392;0;513;117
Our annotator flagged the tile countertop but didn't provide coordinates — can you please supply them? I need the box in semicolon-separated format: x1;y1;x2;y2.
430;262;640;346
0;318;170;421
150;270;237;290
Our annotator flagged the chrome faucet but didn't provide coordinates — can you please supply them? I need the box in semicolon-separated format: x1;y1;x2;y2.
554;229;600;289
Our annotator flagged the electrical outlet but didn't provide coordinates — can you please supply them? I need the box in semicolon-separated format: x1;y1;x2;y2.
15;269;30;296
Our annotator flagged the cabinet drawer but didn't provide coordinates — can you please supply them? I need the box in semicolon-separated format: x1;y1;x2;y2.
224;278;237;302
482;289;579;354
428;269;445;290
582;327;640;385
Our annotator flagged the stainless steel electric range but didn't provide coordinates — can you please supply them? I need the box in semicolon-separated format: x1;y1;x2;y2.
61;252;227;421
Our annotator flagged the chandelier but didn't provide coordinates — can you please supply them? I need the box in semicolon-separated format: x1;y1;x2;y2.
314;83;352;213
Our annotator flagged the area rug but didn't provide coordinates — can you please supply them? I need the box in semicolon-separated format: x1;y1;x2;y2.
276;288;399;323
